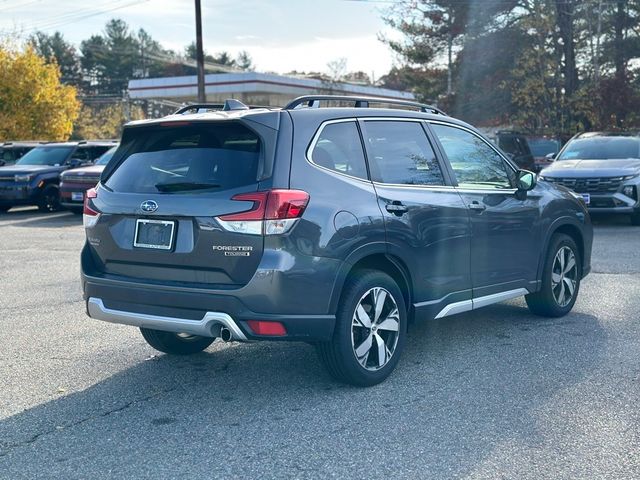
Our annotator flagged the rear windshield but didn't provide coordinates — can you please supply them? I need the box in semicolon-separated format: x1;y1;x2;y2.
557;136;640;160
105;123;261;194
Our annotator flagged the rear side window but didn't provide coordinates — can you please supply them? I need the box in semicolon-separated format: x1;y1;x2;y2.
105;123;261;194
309;121;368;180
363;121;444;186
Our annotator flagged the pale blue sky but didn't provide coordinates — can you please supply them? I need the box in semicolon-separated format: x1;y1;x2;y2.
0;0;400;78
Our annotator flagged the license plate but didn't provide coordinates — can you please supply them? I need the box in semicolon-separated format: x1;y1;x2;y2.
581;193;590;205
134;219;175;250
72;192;84;202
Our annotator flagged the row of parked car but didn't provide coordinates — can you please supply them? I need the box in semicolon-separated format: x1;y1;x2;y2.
0;140;117;213
481;130;640;225
0;128;638;225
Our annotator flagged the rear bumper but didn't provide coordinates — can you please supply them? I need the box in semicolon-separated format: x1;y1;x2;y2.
59;183;95;207
83;278;336;341
87;297;248;340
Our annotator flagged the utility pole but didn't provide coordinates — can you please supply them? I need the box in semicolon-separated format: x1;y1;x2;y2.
195;0;206;102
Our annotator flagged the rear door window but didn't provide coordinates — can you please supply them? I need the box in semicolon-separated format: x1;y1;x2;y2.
105;123;262;194
309;121;368;180
363;120;445;186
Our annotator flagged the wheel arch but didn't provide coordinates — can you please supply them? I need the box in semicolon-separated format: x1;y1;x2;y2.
329;247;414;321
537;218;586;284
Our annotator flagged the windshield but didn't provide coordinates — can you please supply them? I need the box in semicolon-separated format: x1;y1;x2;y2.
557;137;640;161
529;139;560;157
16;146;74;166
95;147;118;165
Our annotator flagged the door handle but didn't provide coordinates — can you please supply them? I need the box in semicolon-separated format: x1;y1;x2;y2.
385;202;409;215
468;202;486;212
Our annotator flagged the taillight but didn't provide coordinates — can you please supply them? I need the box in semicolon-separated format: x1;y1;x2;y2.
216;189;309;235
83;187;101;228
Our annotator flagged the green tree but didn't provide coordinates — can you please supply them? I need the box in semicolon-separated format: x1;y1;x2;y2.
236;50;254;71
80;19;172;94
29;31;82;87
378;66;447;104
383;0;472;95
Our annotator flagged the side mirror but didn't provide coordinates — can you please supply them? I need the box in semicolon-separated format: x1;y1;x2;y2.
68;159;82;168
517;170;537;191
545;152;556;161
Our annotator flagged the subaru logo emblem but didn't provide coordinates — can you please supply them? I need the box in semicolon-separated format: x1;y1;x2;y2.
140;200;158;213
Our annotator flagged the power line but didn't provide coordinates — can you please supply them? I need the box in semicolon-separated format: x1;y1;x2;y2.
16;0;149;32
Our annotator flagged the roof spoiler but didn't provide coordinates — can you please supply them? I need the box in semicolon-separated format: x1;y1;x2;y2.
173;99;271;115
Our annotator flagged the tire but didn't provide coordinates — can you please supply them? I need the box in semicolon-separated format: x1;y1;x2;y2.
38;186;61;212
140;328;215;355
69;207;83;215
317;269;407;387
526;233;581;317
631;212;640;226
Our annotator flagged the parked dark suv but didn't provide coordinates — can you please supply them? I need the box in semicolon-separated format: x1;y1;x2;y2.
82;96;593;386
0;140;116;212
0;141;44;166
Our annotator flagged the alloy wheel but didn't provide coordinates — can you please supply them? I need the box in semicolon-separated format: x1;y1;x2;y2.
551;246;578;307
351;287;400;371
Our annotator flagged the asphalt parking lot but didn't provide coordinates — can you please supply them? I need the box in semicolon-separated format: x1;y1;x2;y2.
0;209;639;479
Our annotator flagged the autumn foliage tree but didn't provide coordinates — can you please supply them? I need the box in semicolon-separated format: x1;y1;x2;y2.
73;103;144;140
0;44;79;141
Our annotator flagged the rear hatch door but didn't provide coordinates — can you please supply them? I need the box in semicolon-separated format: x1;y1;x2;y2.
88;119;276;287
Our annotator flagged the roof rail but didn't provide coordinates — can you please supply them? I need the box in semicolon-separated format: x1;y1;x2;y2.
283;95;447;116
174;99;271;115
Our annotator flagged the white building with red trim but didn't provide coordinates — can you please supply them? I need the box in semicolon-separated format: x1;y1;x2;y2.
128;72;414;106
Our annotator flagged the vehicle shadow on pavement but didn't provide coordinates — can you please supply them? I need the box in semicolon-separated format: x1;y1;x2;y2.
0;302;604;478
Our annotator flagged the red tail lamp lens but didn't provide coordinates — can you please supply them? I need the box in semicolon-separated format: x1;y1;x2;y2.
247;320;287;336
219;190;309;221
264;190;309;219
218;192;268;221
84;187;99;216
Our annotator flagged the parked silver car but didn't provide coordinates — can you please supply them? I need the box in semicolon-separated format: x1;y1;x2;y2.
539;132;640;225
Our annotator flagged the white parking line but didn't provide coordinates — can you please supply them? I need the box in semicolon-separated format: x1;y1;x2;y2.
0;211;73;226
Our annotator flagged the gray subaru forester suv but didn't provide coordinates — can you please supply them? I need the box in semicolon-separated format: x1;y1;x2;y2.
81;96;593;386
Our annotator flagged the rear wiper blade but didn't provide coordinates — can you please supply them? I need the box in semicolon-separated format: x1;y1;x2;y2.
154;182;220;192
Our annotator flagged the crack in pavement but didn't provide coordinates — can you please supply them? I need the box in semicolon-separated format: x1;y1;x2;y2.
0;357;237;458
0;385;179;458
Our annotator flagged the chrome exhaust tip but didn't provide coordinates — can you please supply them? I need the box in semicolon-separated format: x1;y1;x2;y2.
219;326;233;342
